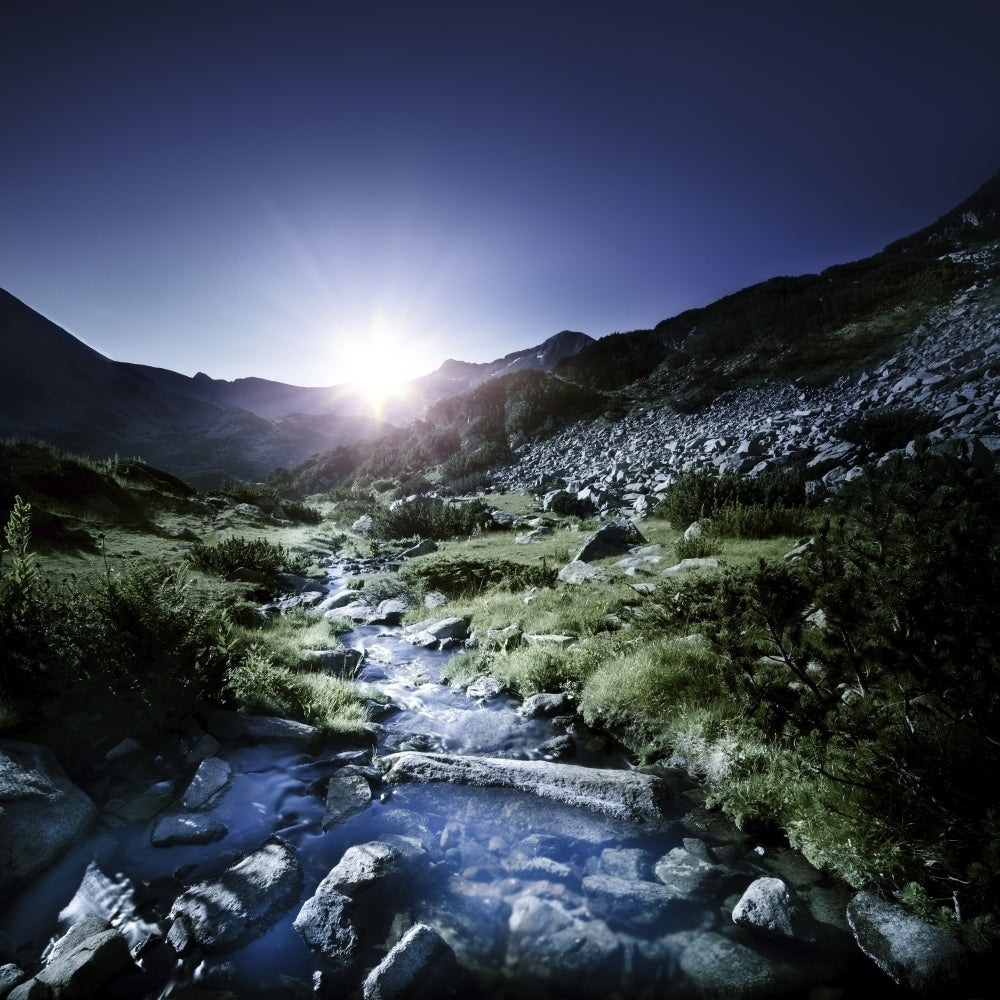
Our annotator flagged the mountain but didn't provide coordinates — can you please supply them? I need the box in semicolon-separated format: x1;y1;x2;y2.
0;289;591;487
277;166;1000;497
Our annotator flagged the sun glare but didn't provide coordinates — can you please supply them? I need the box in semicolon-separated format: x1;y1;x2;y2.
335;306;432;416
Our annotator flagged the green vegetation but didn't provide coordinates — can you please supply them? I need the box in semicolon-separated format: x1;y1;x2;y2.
370;496;495;542
0;445;375;746
188;535;309;580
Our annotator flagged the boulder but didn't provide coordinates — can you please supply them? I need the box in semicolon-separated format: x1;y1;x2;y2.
573;521;646;562
8;917;133;1000
582;873;685;929
205;709;320;748
678;931;783;1000
293;889;358;964
180;756;231;810
400;539;438;558
846;890;968;992
369;598;409;626
362;923;458;1000
167;837;304;953
518;692;572;718
465;676;505;701
303;647;366;676
557;561;606;584
323;770;372;830
0;740;97;896
732;876;819;948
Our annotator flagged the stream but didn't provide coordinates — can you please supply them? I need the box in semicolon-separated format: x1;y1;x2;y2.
0;558;901;999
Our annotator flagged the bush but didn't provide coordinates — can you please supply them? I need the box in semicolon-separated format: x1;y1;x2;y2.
370;497;495;541
836;405;939;454
400;555;557;599
188;536;306;578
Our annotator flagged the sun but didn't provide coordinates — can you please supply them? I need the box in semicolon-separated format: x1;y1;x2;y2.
335;306;431;415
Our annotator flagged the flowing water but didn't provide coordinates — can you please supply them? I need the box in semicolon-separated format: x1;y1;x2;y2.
0;559;901;999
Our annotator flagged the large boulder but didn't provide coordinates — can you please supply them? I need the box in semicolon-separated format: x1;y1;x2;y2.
846;890;968;993
294;842;403;961
0;740;97;896
167;837;303;953
572;521;646;563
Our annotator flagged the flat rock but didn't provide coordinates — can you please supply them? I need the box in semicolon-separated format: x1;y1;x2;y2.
377;751;672;830
206;709;320;748
181;756;231;810
582;873;686;929
0;740;97;895
151;813;228;847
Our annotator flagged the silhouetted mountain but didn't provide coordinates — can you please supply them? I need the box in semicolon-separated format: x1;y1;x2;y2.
0;289;593;487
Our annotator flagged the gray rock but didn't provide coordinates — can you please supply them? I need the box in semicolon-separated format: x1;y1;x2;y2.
378;751;672;829
303;647;365;676
352;514;374;532
167;837;303;953
732;876;819;948
205;709;321;748
599;846;656;881
679;931;783;1000
466;676;505;701
151;813;228;847
323;770;372;830
583;873;685;929
369;598;409;626
0;964;26;998
663;557;720;573
557;561;606;584
508;896;622;986
293;888;358;963
654;846;743;900
846;890;968;992
0;740;97;896
518;691;573;718
362;923;457;1000
9;917;133;1000
573;520;646;562
181;756;231;810
400;538;438;558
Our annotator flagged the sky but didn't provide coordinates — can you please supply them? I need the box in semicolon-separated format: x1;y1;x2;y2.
3;1;1000;389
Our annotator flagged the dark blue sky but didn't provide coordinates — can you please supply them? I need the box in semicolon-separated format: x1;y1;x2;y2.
3;1;1000;387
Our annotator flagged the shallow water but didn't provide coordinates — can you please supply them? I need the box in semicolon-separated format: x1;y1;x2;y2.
0;562;906;999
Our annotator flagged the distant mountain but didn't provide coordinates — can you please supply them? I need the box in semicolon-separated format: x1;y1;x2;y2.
0;289;592;487
379;330;594;420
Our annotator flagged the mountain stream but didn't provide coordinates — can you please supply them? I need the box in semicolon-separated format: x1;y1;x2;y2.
0;558;900;999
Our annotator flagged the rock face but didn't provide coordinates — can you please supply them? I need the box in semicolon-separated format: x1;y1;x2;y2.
167;837;304;953
573;521;646;562
0;740;97;896
377;751;672;829
846;890;968;993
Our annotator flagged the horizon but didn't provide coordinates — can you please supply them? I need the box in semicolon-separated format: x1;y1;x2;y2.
4;1;1000;387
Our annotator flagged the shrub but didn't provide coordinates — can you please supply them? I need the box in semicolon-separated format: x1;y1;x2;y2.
399;555;557;599
188;536;306;578
370;497;495;541
836;405;939;454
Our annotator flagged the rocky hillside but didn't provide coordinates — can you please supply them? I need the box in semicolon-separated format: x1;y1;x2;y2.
495;254;1000;518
